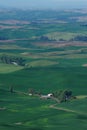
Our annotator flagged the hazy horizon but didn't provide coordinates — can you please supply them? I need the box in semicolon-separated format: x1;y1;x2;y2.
0;0;87;9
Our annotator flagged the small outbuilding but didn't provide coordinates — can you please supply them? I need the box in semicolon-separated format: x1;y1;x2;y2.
40;93;53;99
47;93;53;97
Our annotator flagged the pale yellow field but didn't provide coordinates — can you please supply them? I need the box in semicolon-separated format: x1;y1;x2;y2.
0;63;23;73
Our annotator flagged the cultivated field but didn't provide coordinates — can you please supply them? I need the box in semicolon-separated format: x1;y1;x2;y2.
0;9;87;130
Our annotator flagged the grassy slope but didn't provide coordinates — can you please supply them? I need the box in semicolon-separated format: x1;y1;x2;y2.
0;67;87;94
1;67;87;130
0;89;82;130
0;63;23;73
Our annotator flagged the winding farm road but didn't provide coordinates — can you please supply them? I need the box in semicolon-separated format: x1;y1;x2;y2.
49;95;87;115
49;104;87;115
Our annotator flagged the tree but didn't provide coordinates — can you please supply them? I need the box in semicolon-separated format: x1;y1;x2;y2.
10;86;14;93
28;88;35;95
53;90;72;103
0;55;26;66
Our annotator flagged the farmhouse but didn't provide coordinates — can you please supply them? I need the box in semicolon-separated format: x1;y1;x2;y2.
40;93;53;99
29;93;33;96
47;93;53;97
12;62;18;66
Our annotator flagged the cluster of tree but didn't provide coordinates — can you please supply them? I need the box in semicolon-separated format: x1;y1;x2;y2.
0;36;8;40
73;35;87;41
0;55;26;66
39;36;51;41
80;24;87;27
53;90;73;103
28;88;41;96
59;38;66;41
